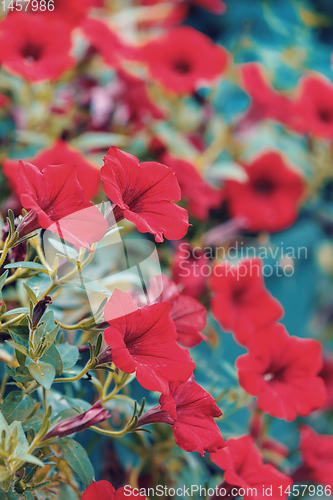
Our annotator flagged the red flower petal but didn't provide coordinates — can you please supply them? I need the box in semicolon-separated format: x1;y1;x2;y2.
3;140;101;202
83;480;116;500
16;161;108;250
104;290;195;394
141;26;228;95
0;13;74;82
236;323;326;421
224;151;306;232
210;258;284;347
211;436;292;500
101;147;189;242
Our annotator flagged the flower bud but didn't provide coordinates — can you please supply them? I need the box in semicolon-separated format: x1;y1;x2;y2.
43;401;110;440
32;296;52;327
97;346;112;365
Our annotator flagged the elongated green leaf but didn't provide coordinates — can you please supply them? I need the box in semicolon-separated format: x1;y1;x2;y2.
28;362;55;390
43;325;60;352
2;392;34;424
4;262;48;272
1;308;30;317
5;341;29;357
0;271;9;292
23;283;38;305
58;438;94;488
10;421;29;456
19;454;44;467
7;326;29;347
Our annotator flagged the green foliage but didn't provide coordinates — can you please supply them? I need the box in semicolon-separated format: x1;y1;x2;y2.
58;438;94;488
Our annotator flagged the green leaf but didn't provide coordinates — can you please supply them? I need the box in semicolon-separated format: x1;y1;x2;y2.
19;454;44;467
57;344;79;371
13;367;33;384
58;438;94;488
28;362;55;389
42;325;60;352
22;283;38;305
0;468;11;483
57;484;77;500
1;308;30;317
40;345;63;375
7;326;29;347
0;271;9;293
4;262;48;272
2;392;34;424
5;341;29;357
70;132;128;150
10;421;29;456
22;410;44;434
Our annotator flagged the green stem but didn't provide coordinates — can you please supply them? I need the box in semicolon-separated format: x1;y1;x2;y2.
89;425;129;437
0;242;9;269
101;371;114;401
42;387;47;414
53;361;97;384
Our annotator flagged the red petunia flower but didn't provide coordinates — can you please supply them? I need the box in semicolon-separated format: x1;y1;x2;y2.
81;17;138;68
16;161;108;250
211;435;292;500
239;63;293;129
210;258;284;347
83;481;146;500
137;376;225;456
319;352;333;410
161;153;223;221
291;75;333;140
249;411;289;466
236;323;326;421
172;242;209;298
0;13;74;82
3;140;101;202
101;147;189;242
223;151;306;233
141;26;228;95
146;274;207;348
103;289;195;395
294;426;333;488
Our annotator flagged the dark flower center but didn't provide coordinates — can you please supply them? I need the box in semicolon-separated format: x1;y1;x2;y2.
21;42;43;62
253;178;275;195
264;366;285;383
173;59;192;75
318;109;333;123
232;286;246;302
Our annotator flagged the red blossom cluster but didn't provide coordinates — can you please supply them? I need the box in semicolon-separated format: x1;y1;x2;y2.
1;2;332;498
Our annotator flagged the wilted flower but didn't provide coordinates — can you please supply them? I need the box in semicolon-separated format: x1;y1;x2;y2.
44;401;110;440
